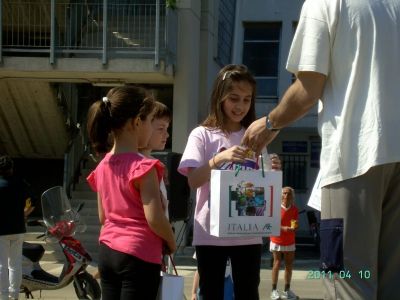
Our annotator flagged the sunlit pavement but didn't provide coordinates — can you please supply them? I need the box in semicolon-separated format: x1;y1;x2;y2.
25;246;323;299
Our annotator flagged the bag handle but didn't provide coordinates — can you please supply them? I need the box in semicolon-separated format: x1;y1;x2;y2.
260;154;265;178
169;255;179;275
162;255;179;276
234;157;265;178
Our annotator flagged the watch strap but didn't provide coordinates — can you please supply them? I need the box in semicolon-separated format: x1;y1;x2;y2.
266;115;280;132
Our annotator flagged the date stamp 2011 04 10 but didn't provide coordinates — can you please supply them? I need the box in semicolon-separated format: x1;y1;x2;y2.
306;270;371;280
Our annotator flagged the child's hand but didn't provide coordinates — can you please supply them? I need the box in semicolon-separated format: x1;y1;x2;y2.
163;168;169;186
24;198;35;218
215;145;248;166
270;153;282;170
24;206;35;218
163;239;177;255
282;226;295;232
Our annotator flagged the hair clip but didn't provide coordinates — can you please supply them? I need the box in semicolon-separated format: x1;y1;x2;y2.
102;96;109;104
222;71;230;81
222;70;241;81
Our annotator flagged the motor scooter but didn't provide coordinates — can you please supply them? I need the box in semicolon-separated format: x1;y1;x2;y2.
21;186;101;299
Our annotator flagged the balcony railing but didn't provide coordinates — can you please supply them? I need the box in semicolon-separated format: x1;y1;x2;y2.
0;0;177;66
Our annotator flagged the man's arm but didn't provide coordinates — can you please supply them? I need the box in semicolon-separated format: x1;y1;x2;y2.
242;71;327;154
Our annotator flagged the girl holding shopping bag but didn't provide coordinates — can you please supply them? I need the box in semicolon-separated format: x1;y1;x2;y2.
178;64;280;300
86;86;176;300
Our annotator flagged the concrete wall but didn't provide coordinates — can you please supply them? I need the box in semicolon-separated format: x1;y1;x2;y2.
171;1;200;153
171;0;222;153
231;0;320;225
233;0;304;100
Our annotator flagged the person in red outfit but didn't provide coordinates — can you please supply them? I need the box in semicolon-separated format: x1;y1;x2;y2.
269;187;298;300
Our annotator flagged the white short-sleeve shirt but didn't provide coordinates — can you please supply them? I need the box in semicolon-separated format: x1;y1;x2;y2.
287;0;400;187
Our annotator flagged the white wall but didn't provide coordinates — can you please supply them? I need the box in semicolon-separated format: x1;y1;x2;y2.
232;1;320;234
233;0;304;99
171;2;202;153
171;0;320;237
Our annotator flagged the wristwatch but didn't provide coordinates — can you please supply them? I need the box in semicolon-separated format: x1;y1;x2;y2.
265;115;280;132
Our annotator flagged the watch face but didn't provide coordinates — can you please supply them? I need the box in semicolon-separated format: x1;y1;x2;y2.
266;117;279;131
266;118;271;130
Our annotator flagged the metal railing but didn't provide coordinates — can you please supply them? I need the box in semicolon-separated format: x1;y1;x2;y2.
1;0;177;66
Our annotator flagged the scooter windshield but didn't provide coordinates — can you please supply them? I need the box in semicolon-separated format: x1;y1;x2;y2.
41;186;77;238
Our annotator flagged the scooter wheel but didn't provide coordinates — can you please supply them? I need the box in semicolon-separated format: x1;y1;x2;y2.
73;271;101;300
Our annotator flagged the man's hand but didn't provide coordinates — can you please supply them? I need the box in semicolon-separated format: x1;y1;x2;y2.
242;117;280;155
242;72;326;154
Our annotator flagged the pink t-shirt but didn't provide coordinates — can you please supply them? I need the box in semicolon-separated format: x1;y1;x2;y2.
178;126;261;246
87;152;164;264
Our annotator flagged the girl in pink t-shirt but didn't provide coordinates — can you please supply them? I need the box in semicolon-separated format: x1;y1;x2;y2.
86;86;176;300
178;65;281;300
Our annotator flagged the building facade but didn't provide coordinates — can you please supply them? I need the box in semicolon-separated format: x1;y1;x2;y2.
0;0;318;243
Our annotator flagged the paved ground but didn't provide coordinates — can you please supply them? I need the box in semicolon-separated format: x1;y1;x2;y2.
23;246;324;299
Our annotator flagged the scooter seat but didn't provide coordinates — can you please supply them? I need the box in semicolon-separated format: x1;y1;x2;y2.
23;242;45;263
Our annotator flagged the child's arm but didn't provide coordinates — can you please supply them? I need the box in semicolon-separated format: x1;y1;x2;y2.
191;270;200;300
186;145;247;189
139;168;176;254
97;194;105;225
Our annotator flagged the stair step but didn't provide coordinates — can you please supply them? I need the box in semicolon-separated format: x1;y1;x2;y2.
78;224;101;234
72;191;97;200
74;182;93;191
80;168;95;179
77;215;100;225
71;201;98;213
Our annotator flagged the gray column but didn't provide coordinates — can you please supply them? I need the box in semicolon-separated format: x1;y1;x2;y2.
172;1;201;153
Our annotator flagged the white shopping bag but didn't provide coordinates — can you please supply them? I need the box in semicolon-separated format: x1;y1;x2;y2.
210;169;282;237
157;272;184;300
157;255;184;300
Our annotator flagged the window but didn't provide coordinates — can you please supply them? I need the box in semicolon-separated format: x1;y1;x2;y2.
280;141;308;190
216;0;236;66
281;154;307;190
242;22;281;103
291;21;299;83
310;138;321;168
293;21;299;34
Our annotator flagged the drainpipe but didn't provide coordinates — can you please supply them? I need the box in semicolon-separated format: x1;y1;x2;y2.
0;0;2;63
155;0;160;67
102;0;108;65
50;0;55;64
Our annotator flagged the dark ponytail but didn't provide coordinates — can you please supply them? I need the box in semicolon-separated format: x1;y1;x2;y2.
87;101;112;154
87;85;155;154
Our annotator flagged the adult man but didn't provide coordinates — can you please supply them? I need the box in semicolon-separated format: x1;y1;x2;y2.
242;0;400;299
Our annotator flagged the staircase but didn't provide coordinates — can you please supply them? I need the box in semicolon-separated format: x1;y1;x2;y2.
70;167;101;263
24;165;101;263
